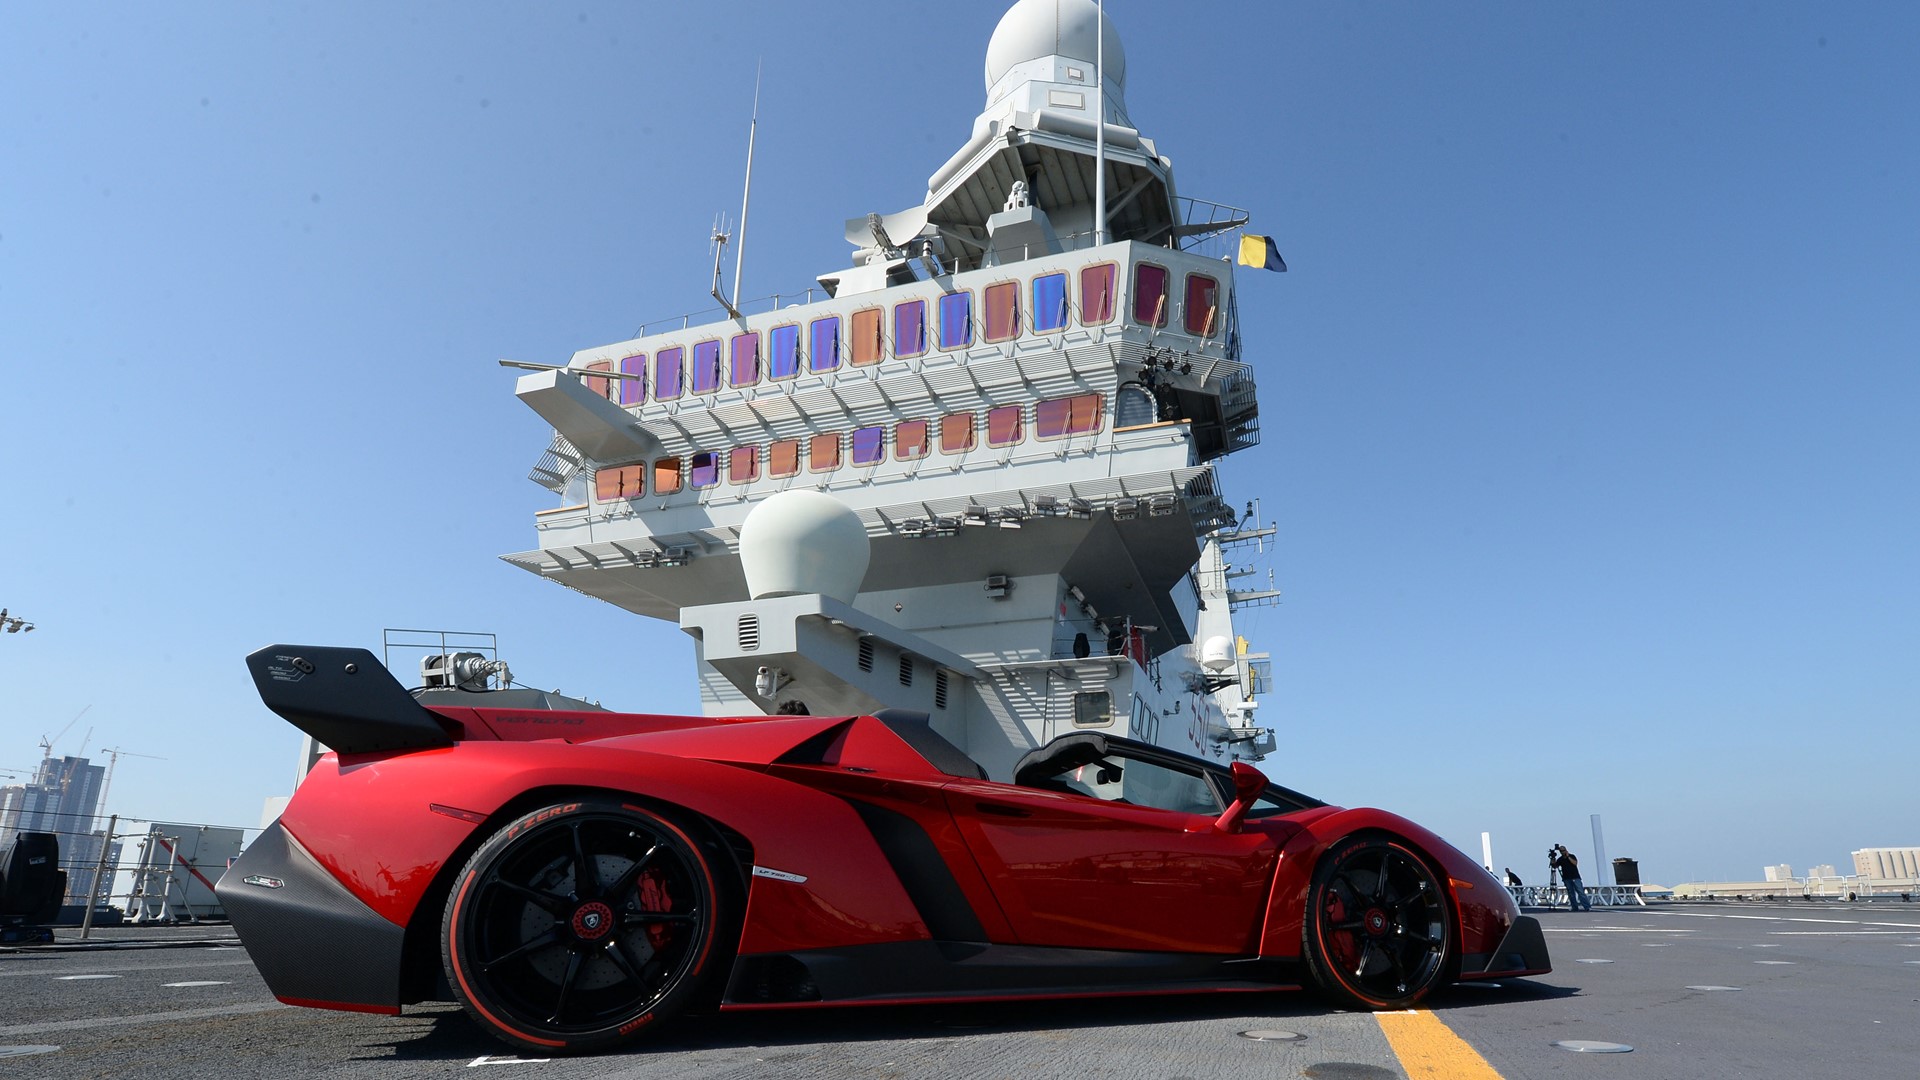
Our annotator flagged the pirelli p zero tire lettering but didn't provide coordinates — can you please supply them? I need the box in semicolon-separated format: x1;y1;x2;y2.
1302;834;1454;1010
442;799;723;1053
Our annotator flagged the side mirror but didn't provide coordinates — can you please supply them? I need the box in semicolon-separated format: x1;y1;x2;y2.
1211;761;1269;834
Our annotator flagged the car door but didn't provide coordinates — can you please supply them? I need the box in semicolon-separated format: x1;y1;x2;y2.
942;751;1280;954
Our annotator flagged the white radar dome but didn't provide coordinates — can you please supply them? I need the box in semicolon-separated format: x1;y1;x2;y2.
1200;635;1236;673
738;491;871;604
984;0;1126;95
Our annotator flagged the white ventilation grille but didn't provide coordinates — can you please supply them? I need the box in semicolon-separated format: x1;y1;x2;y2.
737;614;760;651
858;638;875;672
934;671;950;710
898;654;914;687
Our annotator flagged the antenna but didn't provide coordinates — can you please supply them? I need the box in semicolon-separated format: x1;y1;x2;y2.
708;214;741;319
731;61;762;310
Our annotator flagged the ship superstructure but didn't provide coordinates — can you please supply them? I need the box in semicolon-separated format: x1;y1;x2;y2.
504;0;1282;781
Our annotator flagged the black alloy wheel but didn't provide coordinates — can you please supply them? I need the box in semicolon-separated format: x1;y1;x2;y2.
1303;835;1454;1009
443;799;724;1053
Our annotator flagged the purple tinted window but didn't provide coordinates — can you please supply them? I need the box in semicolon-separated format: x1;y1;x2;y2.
810;316;841;372
894;299;927;357
690;451;720;489
938;292;971;349
730;332;760;387
691;340;722;394
653;347;683;401
769;324;800;380
619;353;647;406
852;425;885;466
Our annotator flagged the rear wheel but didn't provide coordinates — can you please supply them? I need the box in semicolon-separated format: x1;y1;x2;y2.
442;799;724;1053
1303;835;1453;1009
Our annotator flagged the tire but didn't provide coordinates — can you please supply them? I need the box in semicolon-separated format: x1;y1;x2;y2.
1302;835;1454;1010
442;798;726;1053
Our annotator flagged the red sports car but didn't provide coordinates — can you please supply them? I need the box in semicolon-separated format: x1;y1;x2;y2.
219;645;1549;1054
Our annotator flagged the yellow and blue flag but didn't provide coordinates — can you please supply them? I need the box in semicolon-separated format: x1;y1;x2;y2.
1238;234;1287;272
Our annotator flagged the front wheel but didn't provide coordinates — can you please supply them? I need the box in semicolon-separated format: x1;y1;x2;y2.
1302;835;1454;1010
442;799;725;1053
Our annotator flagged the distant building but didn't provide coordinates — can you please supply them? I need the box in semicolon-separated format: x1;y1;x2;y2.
1763;864;1794;882
1853;848;1920;880
1807;864;1837;879
0;755;117;906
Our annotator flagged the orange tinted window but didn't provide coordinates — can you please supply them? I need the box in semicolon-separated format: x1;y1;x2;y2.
1080;263;1117;324
653;457;682;494
729;446;759;484
984;282;1020;342
895;419;929;460
809;433;841;472
585;360;613;400
594;464;643;502
939;412;975;454
987;405;1023;447
768;439;800;478
1035;393;1104;439
851;308;884;366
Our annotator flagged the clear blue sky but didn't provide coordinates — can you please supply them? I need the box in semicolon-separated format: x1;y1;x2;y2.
3;2;1914;886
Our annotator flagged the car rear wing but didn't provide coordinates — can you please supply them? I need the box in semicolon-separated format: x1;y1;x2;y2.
245;644;455;755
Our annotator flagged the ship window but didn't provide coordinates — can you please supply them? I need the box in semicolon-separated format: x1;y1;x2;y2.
852;425;885;466
653;457;683;495
1114;384;1156;429
1132;263;1169;327
730;331;760;388
728;445;759;484
938;291;972;349
593;464;643;502
983;281;1020;342
1072;690;1114;729
1036;393;1104;439
895;419;929;460
808;432;841;473
768;324;801;381
619;353;647;406
1080;262;1117;325
689;451;720;489
894;299;927;358
768;439;800;478
1184;273;1220;338
653;346;684;401
851;307;884;366
986;405;1023;448
691;339;722;394
1032;272;1069;332
940;412;976;455
584;360;613;400
809;316;841;372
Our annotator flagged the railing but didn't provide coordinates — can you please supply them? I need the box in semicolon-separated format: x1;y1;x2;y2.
1508;884;1647;908
2;808;269;933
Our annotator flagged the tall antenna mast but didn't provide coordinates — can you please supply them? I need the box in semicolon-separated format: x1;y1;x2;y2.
731;62;762;311
1094;0;1107;246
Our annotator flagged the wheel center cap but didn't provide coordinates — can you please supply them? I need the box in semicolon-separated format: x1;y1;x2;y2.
1365;908;1389;936
571;900;615;941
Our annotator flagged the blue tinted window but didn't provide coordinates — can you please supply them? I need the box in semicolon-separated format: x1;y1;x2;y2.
810;316;841;372
938;292;971;349
852;425;885;466
691;340;722;394
619;353;646;405
1032;273;1068;332
690;451;720;489
769;324;801;380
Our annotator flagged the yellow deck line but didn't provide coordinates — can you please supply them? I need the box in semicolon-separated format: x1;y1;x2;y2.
1375;1009;1505;1079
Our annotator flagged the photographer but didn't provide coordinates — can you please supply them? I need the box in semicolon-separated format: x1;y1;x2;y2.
1551;844;1591;911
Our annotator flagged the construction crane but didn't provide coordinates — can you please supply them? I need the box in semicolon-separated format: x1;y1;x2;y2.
39;705;91;761
96;746;166;827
